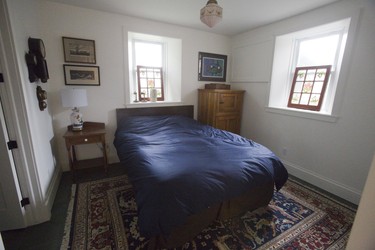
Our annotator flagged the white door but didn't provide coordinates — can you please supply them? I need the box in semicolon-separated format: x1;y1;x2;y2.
0;53;25;231
0;233;4;250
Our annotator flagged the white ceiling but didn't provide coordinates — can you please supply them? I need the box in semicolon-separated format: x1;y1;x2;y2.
47;0;340;36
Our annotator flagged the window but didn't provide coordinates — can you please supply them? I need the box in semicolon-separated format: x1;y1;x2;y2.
268;18;350;116
288;65;331;111
137;66;164;101
128;32;182;104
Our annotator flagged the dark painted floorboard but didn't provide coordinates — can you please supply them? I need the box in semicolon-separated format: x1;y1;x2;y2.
1;163;125;250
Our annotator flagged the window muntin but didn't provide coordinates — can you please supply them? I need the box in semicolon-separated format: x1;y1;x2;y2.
137;66;164;101
288;65;331;111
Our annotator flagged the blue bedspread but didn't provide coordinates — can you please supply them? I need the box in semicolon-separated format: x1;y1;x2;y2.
114;115;288;238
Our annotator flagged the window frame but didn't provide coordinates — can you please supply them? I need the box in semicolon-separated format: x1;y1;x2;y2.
132;39;166;101
287;65;331;111
268;18;351;119
136;65;165;101
127;31;182;105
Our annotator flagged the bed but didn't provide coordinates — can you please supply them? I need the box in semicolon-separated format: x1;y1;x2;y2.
114;105;288;249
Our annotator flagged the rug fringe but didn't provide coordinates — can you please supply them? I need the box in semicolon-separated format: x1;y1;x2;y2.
60;184;76;250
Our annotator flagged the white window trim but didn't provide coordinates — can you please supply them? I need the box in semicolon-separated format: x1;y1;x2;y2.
133;40;166;101
265;106;338;123
267;15;359;122
126;31;182;106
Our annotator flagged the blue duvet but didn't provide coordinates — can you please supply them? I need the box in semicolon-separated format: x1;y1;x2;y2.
114;115;288;238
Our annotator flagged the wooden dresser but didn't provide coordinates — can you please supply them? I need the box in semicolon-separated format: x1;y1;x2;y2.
198;89;245;134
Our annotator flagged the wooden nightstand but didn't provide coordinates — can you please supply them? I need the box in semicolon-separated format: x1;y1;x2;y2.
63;122;108;179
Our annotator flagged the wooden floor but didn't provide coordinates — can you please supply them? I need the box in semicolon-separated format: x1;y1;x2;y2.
1;163;125;250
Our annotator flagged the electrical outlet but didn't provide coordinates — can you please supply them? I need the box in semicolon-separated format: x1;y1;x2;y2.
282;147;287;156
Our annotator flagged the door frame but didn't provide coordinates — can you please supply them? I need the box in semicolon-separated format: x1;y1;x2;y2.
0;0;49;227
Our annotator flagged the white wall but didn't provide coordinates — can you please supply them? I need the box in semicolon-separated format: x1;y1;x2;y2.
7;0;374;211
5;0;60;225
230;0;375;204
38;1;231;171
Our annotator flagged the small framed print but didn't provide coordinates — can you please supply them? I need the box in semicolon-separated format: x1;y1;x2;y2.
64;64;100;86
62;37;96;64
198;52;227;82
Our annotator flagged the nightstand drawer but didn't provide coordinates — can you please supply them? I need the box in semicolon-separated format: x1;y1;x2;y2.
68;134;103;145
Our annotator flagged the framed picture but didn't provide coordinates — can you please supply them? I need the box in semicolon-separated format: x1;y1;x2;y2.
62;37;96;64
198;52;227;82
64;64;100;86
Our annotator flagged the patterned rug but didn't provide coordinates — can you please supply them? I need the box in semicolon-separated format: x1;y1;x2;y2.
60;175;356;249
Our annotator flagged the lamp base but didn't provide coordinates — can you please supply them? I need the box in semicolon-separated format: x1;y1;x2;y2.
70;107;83;131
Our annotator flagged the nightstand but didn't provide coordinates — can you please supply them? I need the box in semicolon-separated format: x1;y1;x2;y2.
63;122;108;179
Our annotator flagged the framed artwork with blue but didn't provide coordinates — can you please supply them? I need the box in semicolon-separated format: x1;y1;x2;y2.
198;52;227;82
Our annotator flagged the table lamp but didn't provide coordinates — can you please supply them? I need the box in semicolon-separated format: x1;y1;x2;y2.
61;88;88;131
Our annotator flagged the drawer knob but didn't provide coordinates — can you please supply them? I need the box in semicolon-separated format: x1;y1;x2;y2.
84;138;88;142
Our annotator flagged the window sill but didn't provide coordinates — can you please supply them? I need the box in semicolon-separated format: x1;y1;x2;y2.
265;106;338;123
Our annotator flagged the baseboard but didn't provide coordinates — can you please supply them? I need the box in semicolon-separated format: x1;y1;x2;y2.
44;166;62;211
282;159;361;205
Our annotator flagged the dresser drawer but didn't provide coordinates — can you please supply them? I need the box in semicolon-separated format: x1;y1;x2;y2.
67;134;103;145
214;115;242;134
217;93;243;113
198;89;245;134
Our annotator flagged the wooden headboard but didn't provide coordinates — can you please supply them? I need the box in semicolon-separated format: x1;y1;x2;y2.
116;105;194;127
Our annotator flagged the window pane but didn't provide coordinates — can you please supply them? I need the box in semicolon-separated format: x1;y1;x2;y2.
140;79;147;88
302;82;313;93
312;82;323;93
154;69;161;78
300;94;310;105
155;79;161;87
291;93;301;104
306;69;316;81
316;68;328;80
135;42;162;67
147;79;155;88
297;69;306;79
297;34;339;67
294;81;303;92
309;94;320;106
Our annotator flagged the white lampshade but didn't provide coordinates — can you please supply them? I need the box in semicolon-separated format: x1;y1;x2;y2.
60;88;88;131
200;0;223;28
61;88;88;108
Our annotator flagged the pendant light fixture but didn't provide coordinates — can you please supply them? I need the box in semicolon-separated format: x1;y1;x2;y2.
200;0;223;28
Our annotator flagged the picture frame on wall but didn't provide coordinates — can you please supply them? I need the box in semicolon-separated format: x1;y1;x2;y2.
198;52;227;82
64;64;100;86
62;37;96;64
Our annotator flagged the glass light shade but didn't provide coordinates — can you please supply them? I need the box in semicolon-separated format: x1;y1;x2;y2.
60;89;88;131
200;0;223;28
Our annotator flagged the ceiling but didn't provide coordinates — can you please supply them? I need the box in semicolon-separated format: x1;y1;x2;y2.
47;0;340;36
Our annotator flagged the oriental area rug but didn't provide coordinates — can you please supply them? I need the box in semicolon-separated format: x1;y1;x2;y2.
60;175;356;250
